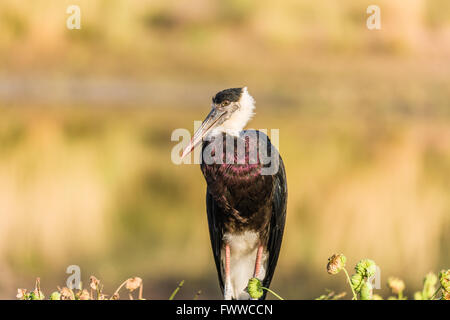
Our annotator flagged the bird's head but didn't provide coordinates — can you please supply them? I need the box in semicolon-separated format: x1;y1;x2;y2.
182;87;255;159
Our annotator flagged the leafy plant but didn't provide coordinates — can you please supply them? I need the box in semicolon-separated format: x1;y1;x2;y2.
246;277;284;300
16;258;449;300
17;275;145;300
323;253;449;300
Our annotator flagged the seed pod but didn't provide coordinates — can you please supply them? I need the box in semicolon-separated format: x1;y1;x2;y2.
355;259;376;278
439;269;449;293
387;277;405;295
30;290;45;300
126;277;143;292
351;273;363;292
89;276;100;290
60;287;75;300
50;291;61;300
247;278;264;299
327;254;346;275
79;289;90;300
16;289;27;300
422;272;437;299
442;290;450;301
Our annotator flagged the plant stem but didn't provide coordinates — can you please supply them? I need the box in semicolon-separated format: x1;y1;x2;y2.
138;283;143;300
193;290;202;300
112;280;128;299
169;280;185;300
430;285;442;300
261;287;284;300
343;268;358;300
35;278;42;298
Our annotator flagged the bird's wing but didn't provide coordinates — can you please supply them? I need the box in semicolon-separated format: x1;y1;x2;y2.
262;155;287;298
206;188;225;292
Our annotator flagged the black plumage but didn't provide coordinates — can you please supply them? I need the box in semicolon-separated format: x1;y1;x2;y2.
201;131;287;299
212;88;243;105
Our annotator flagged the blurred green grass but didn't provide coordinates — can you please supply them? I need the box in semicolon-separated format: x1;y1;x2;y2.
0;0;450;299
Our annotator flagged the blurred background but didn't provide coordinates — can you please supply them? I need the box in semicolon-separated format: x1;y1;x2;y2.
0;0;449;299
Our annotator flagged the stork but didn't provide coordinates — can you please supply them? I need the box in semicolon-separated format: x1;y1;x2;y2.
182;87;287;300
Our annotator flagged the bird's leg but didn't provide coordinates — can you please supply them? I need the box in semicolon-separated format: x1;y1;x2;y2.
223;244;232;300
249;245;264;300
253;245;264;279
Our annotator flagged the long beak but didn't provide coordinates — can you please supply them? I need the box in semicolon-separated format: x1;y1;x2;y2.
181;108;226;159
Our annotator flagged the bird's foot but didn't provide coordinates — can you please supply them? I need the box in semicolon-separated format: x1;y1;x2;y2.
223;282;233;300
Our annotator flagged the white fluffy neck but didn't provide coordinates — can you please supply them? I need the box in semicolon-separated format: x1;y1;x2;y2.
212;87;255;137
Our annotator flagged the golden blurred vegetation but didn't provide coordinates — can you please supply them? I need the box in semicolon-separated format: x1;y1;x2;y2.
0;0;449;299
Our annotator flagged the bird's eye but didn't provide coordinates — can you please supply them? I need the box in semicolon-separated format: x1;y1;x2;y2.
222;100;230;107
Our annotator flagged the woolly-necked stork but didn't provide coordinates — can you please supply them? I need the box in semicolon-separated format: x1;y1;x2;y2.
182;87;287;300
